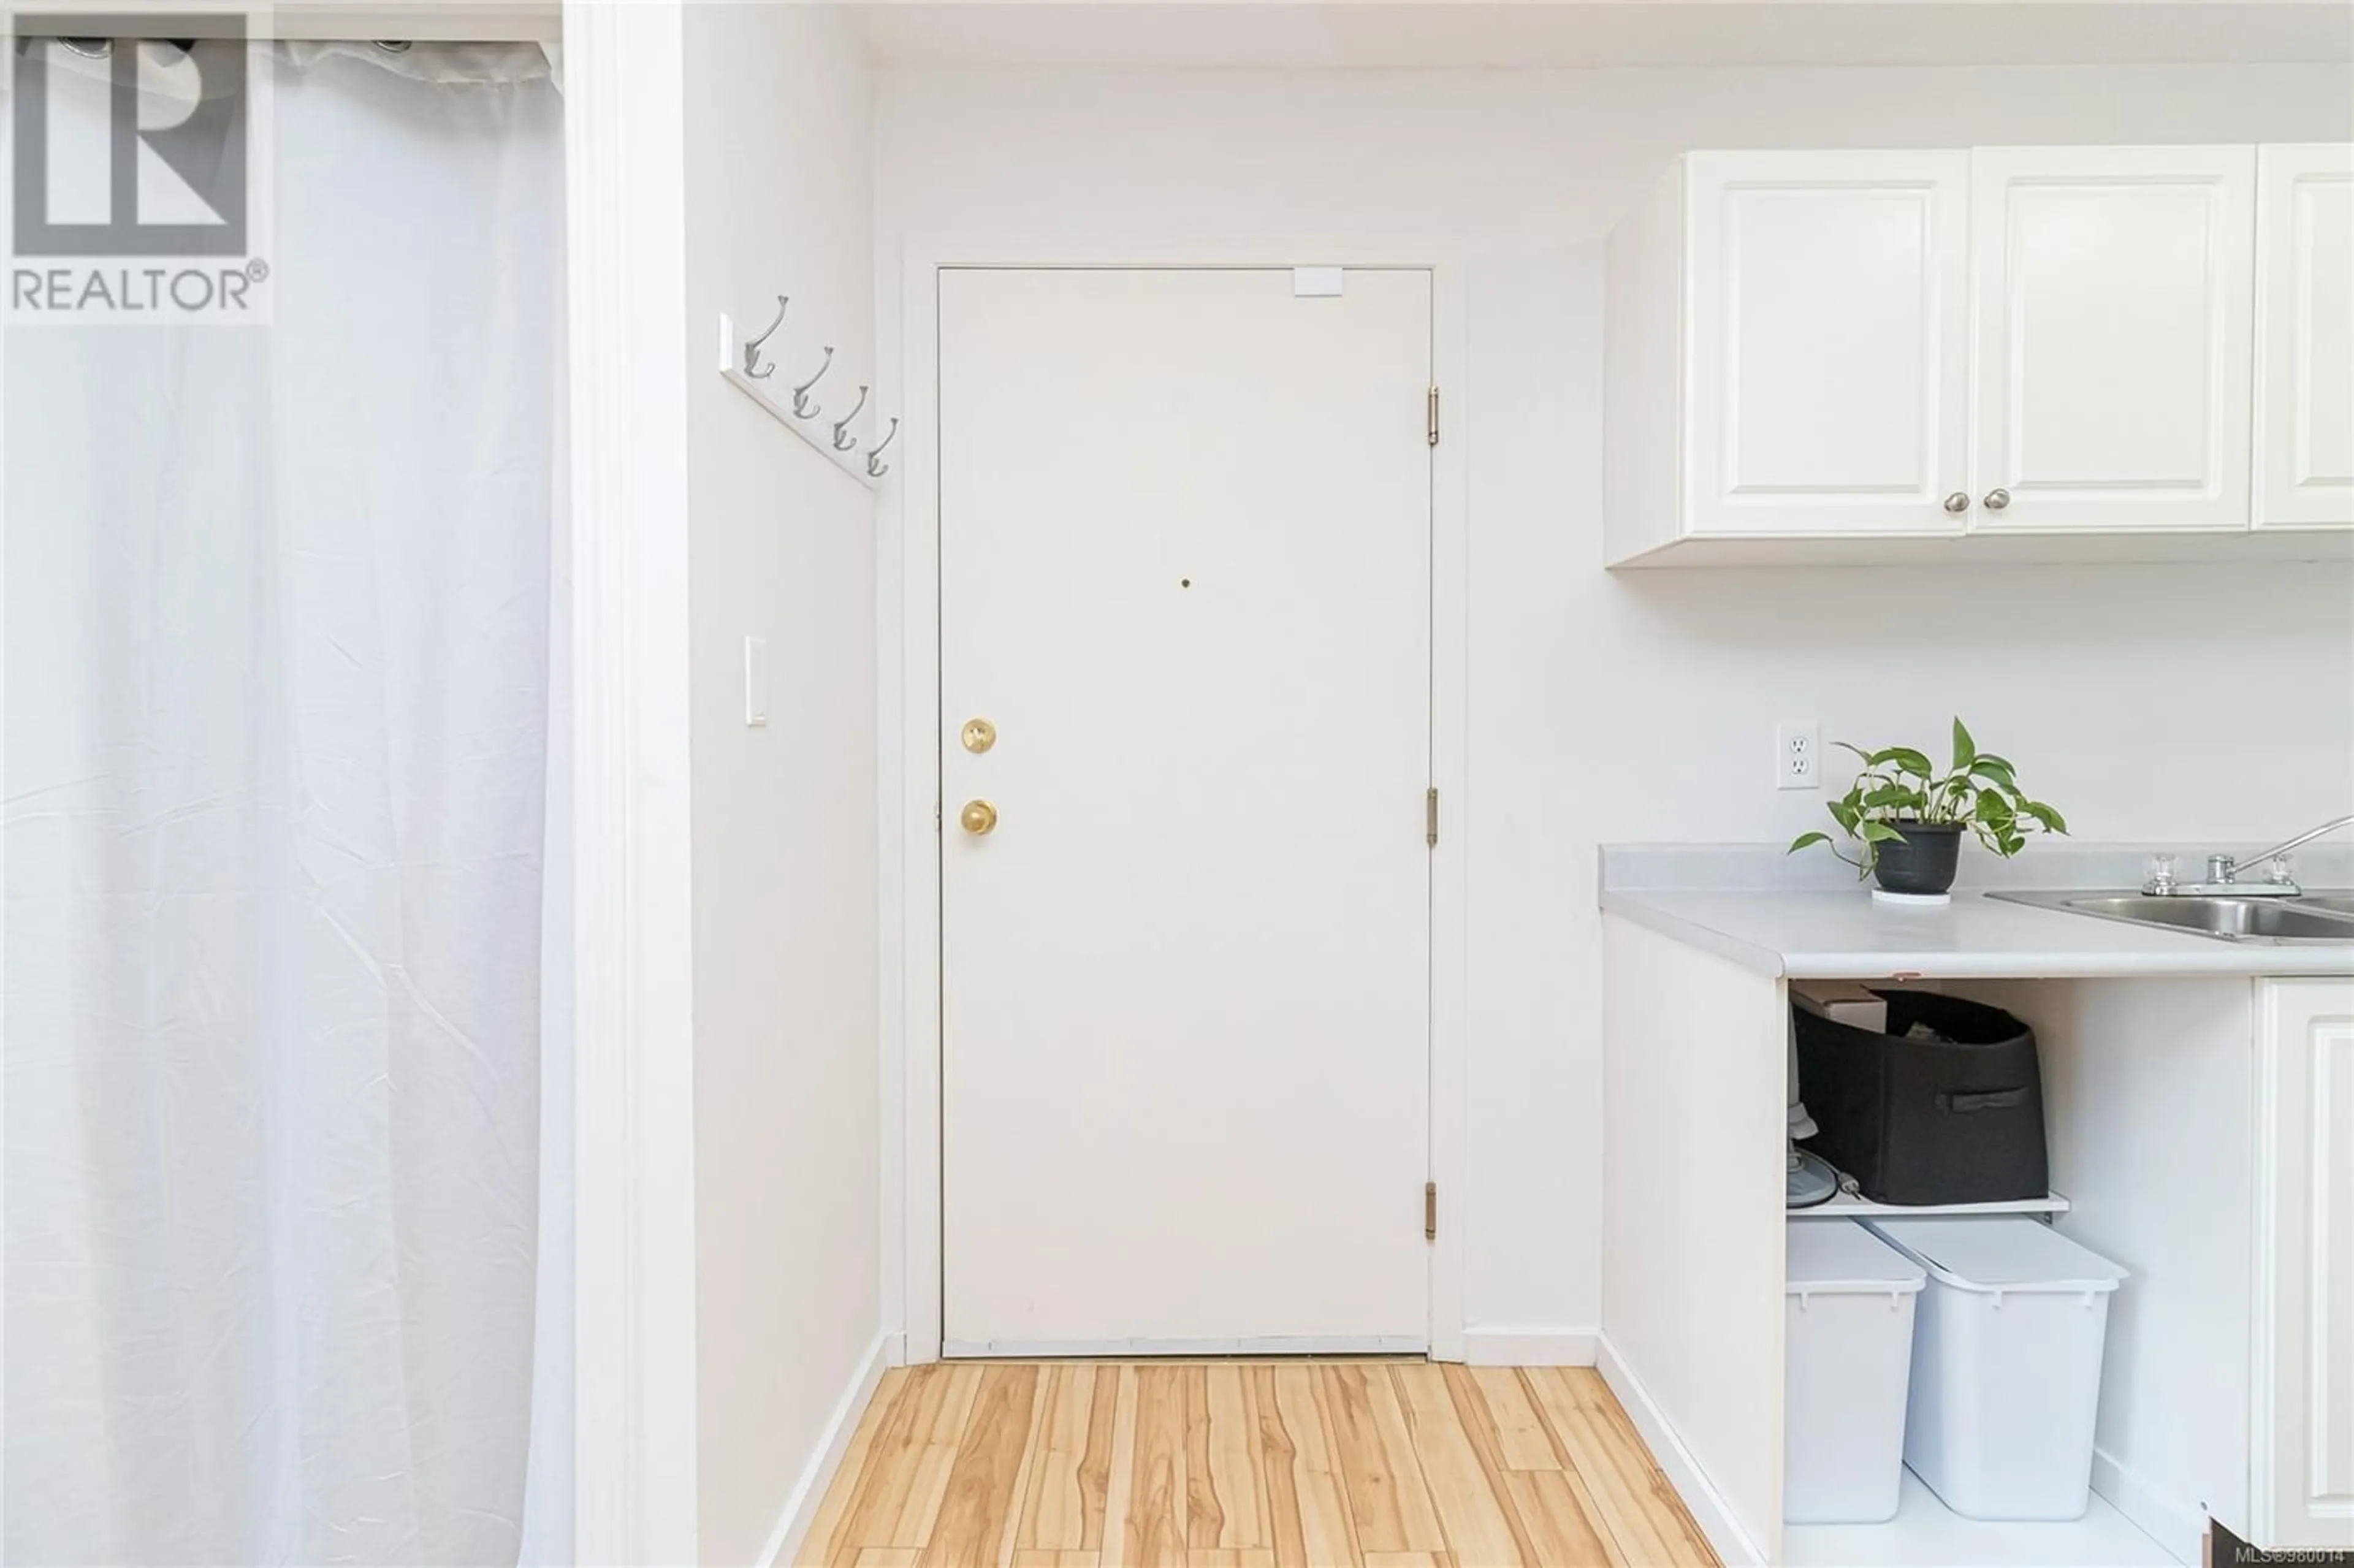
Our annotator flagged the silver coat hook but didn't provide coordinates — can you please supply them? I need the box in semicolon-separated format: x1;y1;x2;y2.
832;386;869;452
742;294;787;379
866;417;900;479
792;347;834;419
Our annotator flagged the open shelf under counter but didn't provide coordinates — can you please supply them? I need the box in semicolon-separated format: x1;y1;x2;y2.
1788;1190;2071;1220
1785;1471;2178;1567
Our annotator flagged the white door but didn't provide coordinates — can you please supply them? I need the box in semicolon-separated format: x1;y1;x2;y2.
1684;151;1973;538
2255;144;2354;530
1968;145;2256;532
2252;978;2354;1553
938;267;1433;1355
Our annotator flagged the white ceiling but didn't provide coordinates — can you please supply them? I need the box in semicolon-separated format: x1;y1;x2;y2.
851;2;2354;70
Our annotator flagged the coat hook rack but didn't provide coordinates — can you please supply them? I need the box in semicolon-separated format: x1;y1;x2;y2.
866;417;900;479
792;347;834;419
715;303;880;492
832;386;869;452
741;294;787;379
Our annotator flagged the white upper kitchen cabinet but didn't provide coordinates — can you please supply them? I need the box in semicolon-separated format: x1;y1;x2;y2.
1603;143;2354;566
2254;145;2354;530
1606;151;1973;561
1682;151;1972;541
1967;145;2255;534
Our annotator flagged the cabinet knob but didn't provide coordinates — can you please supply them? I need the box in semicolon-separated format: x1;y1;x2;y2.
1983;488;2011;511
1943;492;1970;514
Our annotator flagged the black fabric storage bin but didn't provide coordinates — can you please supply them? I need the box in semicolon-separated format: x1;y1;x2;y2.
1795;991;2049;1205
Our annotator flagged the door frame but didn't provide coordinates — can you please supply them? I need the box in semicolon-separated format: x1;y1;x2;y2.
562;7;700;1561
880;242;1471;1364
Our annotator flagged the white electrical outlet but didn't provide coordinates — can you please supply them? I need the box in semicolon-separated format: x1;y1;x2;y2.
1777;720;1819;790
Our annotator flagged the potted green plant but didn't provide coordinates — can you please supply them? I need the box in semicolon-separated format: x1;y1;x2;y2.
1789;718;2068;897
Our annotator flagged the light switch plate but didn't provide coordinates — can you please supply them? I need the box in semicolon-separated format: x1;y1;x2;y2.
744;636;768;727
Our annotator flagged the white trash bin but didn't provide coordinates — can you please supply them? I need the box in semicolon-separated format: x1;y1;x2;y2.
1785;1219;1927;1523
1865;1217;2128;1521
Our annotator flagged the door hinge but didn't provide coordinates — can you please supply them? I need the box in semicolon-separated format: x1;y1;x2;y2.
1425;786;1439;848
1425;1181;1438;1241
1426;386;1440;447
934;801;942;833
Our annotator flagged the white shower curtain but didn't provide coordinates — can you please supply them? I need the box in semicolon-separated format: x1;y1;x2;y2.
4;44;571;1566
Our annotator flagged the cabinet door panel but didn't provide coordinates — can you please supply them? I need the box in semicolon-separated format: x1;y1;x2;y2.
1970;146;2255;532
2255;144;2354;530
2253;979;2354;1552
1685;151;1970;537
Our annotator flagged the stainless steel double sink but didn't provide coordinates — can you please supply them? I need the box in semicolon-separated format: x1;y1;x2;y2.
1988;889;2354;944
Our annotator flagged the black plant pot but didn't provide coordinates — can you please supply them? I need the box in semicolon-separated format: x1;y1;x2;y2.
1872;823;1964;896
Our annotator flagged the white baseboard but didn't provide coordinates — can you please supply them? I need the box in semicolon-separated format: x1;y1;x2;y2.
942;1334;1425;1358
1462;1326;1600;1367
1597;1333;1769;1568
2091;1445;2201;1566
756;1330;892;1568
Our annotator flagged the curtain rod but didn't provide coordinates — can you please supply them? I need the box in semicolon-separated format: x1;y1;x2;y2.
13;1;560;44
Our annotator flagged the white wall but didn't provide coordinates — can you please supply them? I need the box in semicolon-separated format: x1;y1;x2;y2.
684;7;881;1562
874;64;2354;1343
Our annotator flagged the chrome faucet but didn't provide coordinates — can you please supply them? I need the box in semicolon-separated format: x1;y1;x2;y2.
2146;815;2354;897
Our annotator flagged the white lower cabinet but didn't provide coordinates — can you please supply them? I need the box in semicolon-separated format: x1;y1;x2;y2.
1600;932;2354;1567
2250;978;2354;1553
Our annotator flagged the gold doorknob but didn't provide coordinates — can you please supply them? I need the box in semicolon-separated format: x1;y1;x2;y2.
961;718;997;754
959;799;999;835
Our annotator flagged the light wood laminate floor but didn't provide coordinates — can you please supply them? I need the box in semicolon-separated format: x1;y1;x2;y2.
798;1360;1720;1568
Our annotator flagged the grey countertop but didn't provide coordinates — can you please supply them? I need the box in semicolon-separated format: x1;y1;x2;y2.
1598;842;2354;981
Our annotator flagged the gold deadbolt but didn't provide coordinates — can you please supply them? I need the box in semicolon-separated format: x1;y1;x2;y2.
959;799;999;835
961;718;997;754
